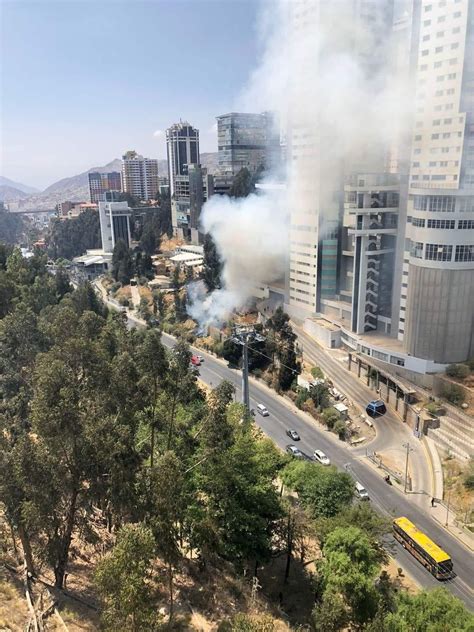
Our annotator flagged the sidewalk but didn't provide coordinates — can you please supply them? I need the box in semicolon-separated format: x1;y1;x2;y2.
430;501;474;552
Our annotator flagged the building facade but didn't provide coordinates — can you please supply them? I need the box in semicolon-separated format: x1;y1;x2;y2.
121;151;159;201
285;0;474;371
88;171;122;203
98;201;132;253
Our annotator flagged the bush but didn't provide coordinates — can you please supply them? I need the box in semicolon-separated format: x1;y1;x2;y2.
467;358;474;371
446;364;470;379
463;459;474;491
296;388;309;409
252;368;263;379
425;402;439;415
311;366;324;380
441;383;465;405
118;297;129;307
333;419;347;440
322;408;340;430
110;282;121;296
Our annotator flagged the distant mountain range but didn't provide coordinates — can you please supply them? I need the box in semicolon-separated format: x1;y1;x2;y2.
1;153;219;210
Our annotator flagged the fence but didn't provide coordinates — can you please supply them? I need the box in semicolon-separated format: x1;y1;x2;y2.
366;449;412;491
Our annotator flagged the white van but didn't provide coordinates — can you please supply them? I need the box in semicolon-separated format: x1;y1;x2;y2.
256;404;269;417
355;481;369;501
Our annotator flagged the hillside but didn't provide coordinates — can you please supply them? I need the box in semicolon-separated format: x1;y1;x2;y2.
14;152;218;210
0;185;30;202
0;176;39;194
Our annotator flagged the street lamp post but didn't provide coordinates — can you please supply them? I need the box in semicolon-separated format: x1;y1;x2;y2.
402;442;414;494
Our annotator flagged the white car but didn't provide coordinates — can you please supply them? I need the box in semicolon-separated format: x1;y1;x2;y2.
313;450;330;466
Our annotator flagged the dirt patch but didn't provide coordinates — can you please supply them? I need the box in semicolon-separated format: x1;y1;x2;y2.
384;557;419;594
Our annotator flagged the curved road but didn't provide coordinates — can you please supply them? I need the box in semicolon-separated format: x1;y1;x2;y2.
123;313;474;608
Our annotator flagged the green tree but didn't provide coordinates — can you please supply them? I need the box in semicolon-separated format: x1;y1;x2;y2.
322;407;339;429
47;208;100;259
441;382;465;405
383;588;474;631
0;207;24;244
282;460;354;518
203;233;223;292
95;524;158;632
311;589;348;632
112;239;134;285
266;307;300;390
311;384;331;411
318;526;381;627
229;167;255;198
445;363;470;379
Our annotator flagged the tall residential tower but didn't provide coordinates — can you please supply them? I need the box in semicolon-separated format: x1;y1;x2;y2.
121;151;159;201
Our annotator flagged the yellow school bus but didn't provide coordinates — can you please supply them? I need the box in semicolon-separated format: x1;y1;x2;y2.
393;517;453;580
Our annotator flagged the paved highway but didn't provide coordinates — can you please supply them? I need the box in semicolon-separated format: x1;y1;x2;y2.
123;314;474;607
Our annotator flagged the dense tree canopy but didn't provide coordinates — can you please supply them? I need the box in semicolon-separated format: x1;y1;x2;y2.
47;208;100;259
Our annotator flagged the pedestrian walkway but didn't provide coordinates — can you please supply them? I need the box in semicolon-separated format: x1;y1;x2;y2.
430;500;474;552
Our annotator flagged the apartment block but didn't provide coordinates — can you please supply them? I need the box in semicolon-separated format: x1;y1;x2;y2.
121;151;159;201
88;171;122;203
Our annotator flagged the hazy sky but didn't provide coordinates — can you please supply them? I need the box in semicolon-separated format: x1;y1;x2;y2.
0;0;260;189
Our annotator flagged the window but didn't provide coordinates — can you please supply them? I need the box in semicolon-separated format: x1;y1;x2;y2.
424;19;432;26
455;245;474;262
415;134;422;141
458;220;474;229
436;31;444;38
431;175;446;180
414;148;421;154
445;104;454;110
435;89;444;96
453;26;460;33
425;244;452;261
442;132;450;138
432;133;440;139
435;46;443;53
444;118;452;124
412;161;420;167
422;49;429;56
451;43;459;50
441;147;449;153
438;15;445;22
423;35;430;42
424;4;432;11
453;11;461;18
412;217;426;227
420;63;428;71
434;105;442;111
410;241;424;258
436;75;444;82
447;88;455;95
433;119;441;125
440;161;448;166
414;196;428;210
449;58;458;65
447;73;456;79
429;161;437;166
427;219;455;229
429;196;455;212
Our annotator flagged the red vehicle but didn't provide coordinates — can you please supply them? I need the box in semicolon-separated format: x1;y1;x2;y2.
191;355;201;367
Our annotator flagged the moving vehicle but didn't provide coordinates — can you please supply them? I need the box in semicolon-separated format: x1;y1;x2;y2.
355;481;369;500
393;517;454;580
256;404;269;417
366;399;387;418
286;429;300;441
313;450;330;465
286;445;304;459
190;355;201;367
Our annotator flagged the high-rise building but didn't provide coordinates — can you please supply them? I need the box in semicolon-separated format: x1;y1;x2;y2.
121;151;159;201
88;171;122;204
285;0;474;372
216;112;280;177
166;122;200;198
400;0;474;364
166;122;202;237
98;201;132;253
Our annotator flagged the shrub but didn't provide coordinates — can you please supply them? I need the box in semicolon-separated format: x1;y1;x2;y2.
118;297;129;307
296;388;309;409
322;408;340;429
446;364;470;379
441;383;465;405
311;366;324;380
425;402;439;415
463;459;474;491
110;282;121;295
333;419;347;440
467;358;474;371
252;368;263;379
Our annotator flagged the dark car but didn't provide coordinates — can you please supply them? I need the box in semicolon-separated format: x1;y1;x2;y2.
286;429;300;441
366;399;387;418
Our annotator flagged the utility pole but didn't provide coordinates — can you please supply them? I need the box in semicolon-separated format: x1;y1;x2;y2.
231;325;265;414
402;442;414;494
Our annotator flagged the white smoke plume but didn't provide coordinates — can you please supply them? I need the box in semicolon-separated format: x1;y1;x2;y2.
190;0;412;327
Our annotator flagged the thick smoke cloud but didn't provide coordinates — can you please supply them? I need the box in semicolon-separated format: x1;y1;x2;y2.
190;0;411;327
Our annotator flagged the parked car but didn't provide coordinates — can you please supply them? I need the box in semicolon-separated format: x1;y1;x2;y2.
197;355;204;362
256;404;269;417
313;450;331;466
286;445;304;459
366;399;387;418
286;429;300;441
